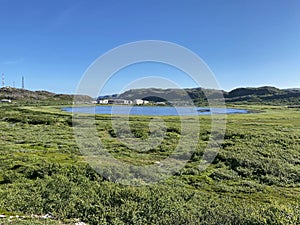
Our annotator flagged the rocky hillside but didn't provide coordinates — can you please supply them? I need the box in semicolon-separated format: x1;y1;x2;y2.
225;86;300;104
0;87;92;105
117;86;300;105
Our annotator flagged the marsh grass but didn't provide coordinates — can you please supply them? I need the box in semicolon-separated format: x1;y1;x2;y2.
0;104;299;224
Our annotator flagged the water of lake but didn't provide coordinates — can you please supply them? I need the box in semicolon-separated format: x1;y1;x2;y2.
63;106;249;116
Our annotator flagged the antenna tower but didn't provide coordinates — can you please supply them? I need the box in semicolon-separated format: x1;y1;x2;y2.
22;76;24;89
1;74;4;87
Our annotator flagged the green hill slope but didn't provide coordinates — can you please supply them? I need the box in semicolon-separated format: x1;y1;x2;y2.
0;87;92;105
117;86;300;105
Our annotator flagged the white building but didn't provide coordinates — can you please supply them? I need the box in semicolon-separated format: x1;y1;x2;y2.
133;99;149;105
98;99;109;104
108;99;132;105
133;99;144;105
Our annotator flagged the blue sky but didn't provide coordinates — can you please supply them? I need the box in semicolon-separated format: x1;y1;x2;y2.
0;0;299;95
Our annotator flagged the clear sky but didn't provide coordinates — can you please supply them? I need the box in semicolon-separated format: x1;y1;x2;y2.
0;0;299;95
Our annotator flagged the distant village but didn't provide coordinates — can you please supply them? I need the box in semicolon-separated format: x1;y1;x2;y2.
95;96;166;105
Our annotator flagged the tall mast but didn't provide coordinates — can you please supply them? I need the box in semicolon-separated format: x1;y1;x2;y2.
2;73;4;87
22;76;24;89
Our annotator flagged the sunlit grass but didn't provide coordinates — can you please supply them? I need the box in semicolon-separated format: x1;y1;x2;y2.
0;104;299;224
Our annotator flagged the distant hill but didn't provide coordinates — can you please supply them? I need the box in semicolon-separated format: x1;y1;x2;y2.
0;87;92;105
116;86;300;105
225;86;300;104
226;86;283;98
2;86;298;106
117;87;225;105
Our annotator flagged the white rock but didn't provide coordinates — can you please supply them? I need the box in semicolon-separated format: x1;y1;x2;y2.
41;214;53;219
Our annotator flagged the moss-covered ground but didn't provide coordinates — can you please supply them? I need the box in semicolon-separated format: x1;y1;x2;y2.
0;104;299;224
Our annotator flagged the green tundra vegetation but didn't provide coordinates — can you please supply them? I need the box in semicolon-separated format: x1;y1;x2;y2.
0;103;299;224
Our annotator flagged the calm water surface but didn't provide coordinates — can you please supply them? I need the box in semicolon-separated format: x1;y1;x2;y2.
63;106;249;116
